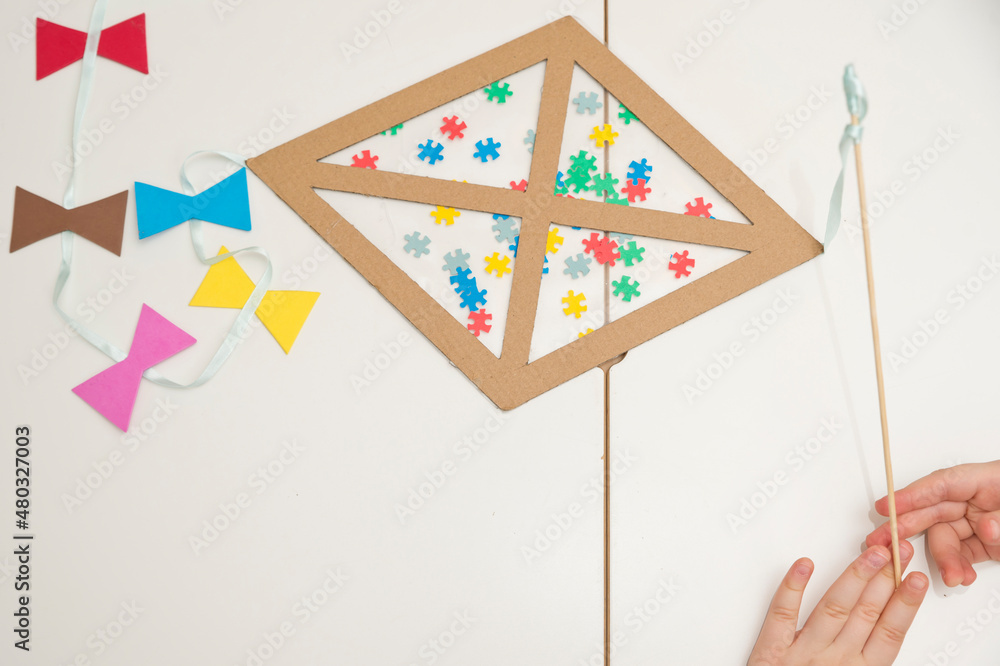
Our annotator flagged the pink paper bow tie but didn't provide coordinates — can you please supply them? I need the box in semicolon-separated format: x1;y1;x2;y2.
72;305;195;431
36;14;148;80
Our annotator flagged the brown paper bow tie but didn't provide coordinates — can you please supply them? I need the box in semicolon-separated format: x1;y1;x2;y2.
10;187;128;255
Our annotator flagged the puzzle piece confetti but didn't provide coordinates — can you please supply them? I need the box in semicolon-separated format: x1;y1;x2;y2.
565;170;592;194
546;227;565;254
403;232;430;257
618;104;638;125
431;206;461;226
381;123;403;135
626;159;652;183
591;173;619;198
473;138;501;162
619;241;646;267
483;81;513;103
467;309;493;337
684;197;713;217
418;139;445;165
563;253;592;279
669;250;695;277
578;328;594;339
351;150;378;169
484;252;512;277
572;91;602;115
554;170;568;195
562;290;587;318
582;232;620;266
620;178;650;203
442;248;471;274
440;115;467;140
510;179;528;192
450;267;488;310
589;124;618;147
612;275;641;302
491;214;518;244
568;150;598;175
524;129;535;153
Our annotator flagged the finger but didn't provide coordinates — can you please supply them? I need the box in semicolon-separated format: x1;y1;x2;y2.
928;523;974;587
753;558;814;653
960;534;1000;565
799;546;891;647
862;572;929;665
838;540;914;652
976;511;1000;547
874;466;981;516
865;502;968;546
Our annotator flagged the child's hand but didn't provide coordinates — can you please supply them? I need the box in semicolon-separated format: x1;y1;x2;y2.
866;461;1000;587
748;542;927;665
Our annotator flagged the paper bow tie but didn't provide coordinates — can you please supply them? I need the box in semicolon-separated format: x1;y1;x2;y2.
135;168;252;239
190;247;319;353
9;187;128;255
36;15;148;80
72;304;196;431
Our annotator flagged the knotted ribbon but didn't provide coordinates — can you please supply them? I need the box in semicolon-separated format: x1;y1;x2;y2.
825;64;868;247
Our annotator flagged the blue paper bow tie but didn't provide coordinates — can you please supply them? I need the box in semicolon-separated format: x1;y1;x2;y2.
135;167;252;239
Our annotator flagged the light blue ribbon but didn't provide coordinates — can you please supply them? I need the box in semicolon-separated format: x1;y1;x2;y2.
49;0;274;390
824;64;868;247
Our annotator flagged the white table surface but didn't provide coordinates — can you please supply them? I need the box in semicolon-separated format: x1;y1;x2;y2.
1;1;998;664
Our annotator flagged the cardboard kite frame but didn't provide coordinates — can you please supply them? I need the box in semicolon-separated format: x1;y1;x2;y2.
247;16;822;410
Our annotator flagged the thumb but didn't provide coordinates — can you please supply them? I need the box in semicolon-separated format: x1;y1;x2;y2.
976;511;1000;546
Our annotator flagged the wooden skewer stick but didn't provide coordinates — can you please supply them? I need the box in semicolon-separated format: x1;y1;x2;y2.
851;112;902;587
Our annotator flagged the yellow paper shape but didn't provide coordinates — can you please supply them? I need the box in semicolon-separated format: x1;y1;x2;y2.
189;247;255;307
190;247;319;353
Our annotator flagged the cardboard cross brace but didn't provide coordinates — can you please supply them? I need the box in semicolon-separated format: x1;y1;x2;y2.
247;17;822;409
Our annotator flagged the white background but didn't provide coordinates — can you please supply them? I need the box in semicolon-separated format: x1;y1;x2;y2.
1;0;998;665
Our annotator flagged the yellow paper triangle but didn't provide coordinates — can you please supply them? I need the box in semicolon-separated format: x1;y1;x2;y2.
189;246;255;308
255;291;320;354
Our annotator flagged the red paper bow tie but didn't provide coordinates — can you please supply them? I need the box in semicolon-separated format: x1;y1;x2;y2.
36;14;148;80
